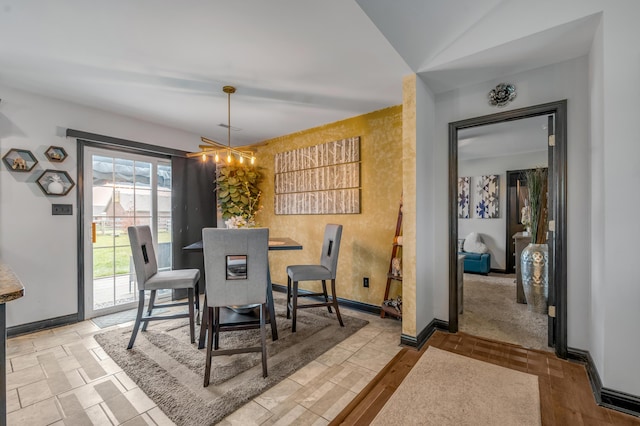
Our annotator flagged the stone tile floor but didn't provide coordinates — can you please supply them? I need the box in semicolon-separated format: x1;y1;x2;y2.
6;301;402;425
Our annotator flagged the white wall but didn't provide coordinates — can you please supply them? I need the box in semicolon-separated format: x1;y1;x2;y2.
458;151;548;270
0;85;201;327
598;2;640;396
415;76;436;332
588;15;605;392
430;55;591;350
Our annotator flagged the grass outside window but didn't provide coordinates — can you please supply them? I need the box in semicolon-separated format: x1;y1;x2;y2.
93;231;171;278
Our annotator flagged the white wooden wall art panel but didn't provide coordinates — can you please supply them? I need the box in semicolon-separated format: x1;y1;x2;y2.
274;137;360;214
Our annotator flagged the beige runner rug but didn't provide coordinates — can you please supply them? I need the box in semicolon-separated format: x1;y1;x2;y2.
371;346;541;425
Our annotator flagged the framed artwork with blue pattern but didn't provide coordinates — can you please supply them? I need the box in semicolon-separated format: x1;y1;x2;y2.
457;177;470;218
476;175;499;218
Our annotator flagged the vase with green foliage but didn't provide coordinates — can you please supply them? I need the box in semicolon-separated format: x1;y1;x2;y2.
520;167;549;313
215;164;263;228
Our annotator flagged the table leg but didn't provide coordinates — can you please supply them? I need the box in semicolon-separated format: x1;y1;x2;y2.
1;303;7;426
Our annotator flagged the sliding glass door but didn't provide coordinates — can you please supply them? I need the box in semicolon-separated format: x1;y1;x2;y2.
83;146;172;318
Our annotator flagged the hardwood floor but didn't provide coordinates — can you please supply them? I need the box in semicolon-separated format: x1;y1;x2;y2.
331;331;640;425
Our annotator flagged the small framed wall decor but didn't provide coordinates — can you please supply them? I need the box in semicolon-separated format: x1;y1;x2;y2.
36;169;75;196
2;148;38;172
45;146;68;162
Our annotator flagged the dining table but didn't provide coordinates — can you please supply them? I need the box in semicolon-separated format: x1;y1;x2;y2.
182;237;302;348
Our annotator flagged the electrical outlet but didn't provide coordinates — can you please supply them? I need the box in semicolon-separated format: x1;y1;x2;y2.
363;277;369;288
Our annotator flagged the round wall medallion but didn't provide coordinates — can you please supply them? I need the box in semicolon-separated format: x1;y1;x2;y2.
488;83;516;107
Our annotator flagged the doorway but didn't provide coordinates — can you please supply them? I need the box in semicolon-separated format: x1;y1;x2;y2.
448;100;568;358
82;146;173;319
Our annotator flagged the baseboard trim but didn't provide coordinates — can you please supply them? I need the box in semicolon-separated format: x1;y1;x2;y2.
567;347;603;402
271;283;381;315
8;313;79;337
401;318;449;350
568;346;640;417
273;285;451;351
600;388;640;417
9;287;383;337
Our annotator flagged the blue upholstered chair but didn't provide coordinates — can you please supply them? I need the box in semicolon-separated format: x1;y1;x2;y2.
286;224;344;333
127;225;200;349
460;252;491;274
202;228;270;386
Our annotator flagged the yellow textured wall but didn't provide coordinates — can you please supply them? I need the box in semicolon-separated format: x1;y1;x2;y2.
401;75;417;337
255;105;403;307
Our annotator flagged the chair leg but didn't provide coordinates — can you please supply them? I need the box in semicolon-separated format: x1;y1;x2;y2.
198;294;208;349
141;290;156;332
260;303;268;378
331;279;344;327
127;290;146;349
188;288;195;344
266;272;279;342
321;280;332;313
292;281;299;333
213;307;220;350
194;280;201;325
286;276;292;319
204;307;214;387
195;281;200;310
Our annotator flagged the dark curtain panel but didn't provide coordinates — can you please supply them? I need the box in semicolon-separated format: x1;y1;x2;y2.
172;157;217;299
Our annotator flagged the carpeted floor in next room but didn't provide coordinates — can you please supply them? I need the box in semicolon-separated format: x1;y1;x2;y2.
459;272;550;352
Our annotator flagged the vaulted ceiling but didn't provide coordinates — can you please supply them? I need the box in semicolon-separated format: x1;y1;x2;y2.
0;1;599;151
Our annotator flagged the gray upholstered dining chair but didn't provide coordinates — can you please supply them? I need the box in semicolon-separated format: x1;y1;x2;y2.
127;225;200;349
202;227;270;386
286;224;344;332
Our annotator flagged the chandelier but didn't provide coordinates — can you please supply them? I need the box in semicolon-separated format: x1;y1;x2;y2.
188;85;255;164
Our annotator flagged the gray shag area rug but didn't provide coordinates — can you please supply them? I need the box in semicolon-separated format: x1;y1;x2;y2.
459;273;551;351
94;294;368;425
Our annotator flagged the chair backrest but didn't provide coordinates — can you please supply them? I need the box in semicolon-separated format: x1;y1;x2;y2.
202;228;269;307
128;225;158;290
320;224;343;279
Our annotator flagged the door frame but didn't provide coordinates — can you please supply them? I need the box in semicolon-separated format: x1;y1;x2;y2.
448;100;568;358
76;137;178;321
81;144;173;319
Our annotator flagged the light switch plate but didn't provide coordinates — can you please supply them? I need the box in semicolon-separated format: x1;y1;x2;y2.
52;204;73;215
